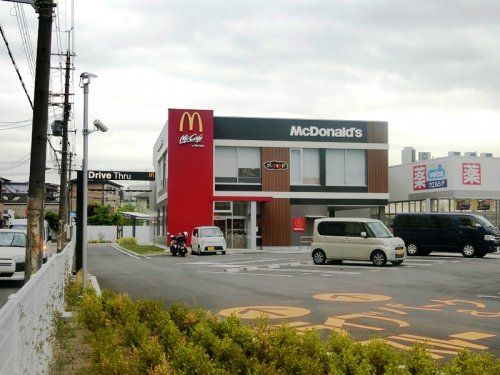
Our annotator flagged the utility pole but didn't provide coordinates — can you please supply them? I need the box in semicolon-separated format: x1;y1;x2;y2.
68;151;73;222
57;50;71;252
25;0;54;281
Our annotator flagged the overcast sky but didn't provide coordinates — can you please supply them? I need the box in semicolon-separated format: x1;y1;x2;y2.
1;0;499;185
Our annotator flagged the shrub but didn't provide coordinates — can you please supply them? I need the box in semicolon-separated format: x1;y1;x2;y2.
134;336;166;373
118;237;138;246
78;289;106;332
90;326;138;374
443;349;500;375
169;342;220;375
404;343;437;375
70;288;500;375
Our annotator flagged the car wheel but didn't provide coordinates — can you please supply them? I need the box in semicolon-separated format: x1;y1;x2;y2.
391;260;404;266
406;241;420;256
312;249;326;265
371;250;387;266
461;243;476;258
190;246;194;255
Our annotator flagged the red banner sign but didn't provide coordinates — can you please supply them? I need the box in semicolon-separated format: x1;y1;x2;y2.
292;217;306;232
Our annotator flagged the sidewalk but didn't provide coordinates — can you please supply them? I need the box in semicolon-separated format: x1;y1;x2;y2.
152;243;309;255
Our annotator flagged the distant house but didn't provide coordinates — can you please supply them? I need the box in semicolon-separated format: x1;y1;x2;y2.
69;179;122;213
1;179;59;219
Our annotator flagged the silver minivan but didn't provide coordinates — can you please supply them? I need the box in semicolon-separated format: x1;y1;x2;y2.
311;218;406;266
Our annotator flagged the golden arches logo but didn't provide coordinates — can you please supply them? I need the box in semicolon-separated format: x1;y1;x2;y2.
179;112;203;132
148;172;155;180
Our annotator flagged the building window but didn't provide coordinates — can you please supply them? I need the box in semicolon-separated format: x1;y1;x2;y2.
325;149;366;186
290;148;320;185
214;201;232;213
215;147;261;184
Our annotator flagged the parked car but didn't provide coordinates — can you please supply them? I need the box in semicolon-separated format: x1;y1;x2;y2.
0;229;48;281
392;213;500;258
311;218;406;266
190;226;226;255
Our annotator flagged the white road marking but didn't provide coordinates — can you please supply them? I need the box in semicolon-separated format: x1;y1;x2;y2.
477;295;500;299
111;244;141;259
197;271;293;278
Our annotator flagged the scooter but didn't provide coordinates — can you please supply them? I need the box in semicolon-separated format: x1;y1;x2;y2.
176;232;188;257
169;232;188;257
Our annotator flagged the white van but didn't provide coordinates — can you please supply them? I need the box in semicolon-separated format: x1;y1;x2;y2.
0;229;27;281
190;226;227;255
311;218;406;266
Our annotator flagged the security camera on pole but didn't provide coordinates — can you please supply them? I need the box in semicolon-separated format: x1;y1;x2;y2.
79;72;107;291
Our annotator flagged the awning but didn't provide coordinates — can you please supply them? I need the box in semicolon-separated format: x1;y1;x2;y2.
305;215;327;219
212;196;273;202
119;211;151;220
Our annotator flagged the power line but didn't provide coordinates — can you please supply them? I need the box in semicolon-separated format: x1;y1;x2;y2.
0;23;34;109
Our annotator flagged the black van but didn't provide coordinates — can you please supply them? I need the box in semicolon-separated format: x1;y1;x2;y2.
392;213;500;258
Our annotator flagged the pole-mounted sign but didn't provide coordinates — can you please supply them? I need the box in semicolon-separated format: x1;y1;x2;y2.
87;170;155;181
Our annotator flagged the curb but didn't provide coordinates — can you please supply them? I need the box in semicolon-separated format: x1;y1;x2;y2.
111;244;144;259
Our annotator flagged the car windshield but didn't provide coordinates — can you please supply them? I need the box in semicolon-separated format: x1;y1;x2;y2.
473;215;495;228
199;228;223;237
0;232;27;247
365;222;393;238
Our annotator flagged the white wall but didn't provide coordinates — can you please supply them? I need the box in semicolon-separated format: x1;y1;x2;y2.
87;225;150;245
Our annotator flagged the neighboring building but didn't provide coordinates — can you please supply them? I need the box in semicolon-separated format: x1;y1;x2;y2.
388;148;500;226
152;109;389;249
1;179;59;218
69;179;122;212
152;124;168;245
122;183;150;212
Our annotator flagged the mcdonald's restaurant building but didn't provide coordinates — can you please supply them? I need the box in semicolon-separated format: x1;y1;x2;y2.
152;109;389;250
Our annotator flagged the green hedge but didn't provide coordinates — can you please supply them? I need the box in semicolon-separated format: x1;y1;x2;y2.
76;289;500;375
117;237;138;246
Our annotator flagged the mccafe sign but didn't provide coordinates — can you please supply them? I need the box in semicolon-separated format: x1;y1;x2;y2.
179;111;204;147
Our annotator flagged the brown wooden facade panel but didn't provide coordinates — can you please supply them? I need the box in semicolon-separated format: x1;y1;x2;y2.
367;122;388;143
367;149;388;193
261;199;291;246
261;148;290;192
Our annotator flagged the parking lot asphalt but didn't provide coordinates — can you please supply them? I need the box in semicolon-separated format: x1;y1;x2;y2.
89;244;500;360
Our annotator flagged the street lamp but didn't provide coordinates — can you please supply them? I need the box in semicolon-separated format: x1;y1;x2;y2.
79;72;107;291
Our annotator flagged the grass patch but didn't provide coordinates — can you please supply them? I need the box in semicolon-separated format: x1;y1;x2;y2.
121;244;166;255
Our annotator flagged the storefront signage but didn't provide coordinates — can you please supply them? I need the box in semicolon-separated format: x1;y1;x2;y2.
289;126;363;139
456;200;471;210
179;111;204;147
462;163;481;185
413;164;447;191
87;170;155;181
264;161;288;170
477;200;491;211
214;117;371;143
292;217;306;232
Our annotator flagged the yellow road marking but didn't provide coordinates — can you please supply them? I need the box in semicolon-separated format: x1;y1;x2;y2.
314;293;391;302
450;331;495;341
218;305;310;319
456;309;500;317
431;299;486;308
378;307;408;315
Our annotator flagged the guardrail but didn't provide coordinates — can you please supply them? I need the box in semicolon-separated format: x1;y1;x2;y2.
0;238;74;375
299;236;313;251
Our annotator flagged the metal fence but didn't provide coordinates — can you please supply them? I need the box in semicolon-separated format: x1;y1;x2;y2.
0;238;74;375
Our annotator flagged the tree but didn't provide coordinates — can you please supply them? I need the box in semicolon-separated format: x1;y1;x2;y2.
45;211;59;231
